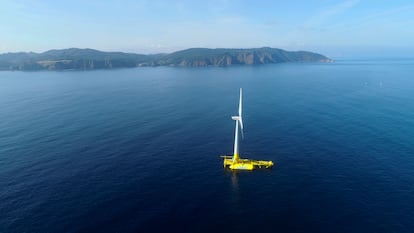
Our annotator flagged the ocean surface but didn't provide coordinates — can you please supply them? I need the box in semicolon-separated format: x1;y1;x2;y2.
1;59;414;233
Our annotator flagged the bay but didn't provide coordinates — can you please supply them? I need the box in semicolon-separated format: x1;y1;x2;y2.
1;59;414;233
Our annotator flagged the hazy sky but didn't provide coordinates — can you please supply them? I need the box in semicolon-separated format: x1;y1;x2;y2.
1;0;413;57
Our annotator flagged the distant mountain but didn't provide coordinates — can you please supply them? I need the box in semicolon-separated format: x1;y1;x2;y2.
157;47;332;67
0;47;332;71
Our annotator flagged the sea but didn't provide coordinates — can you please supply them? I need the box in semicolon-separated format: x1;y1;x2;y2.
1;59;414;233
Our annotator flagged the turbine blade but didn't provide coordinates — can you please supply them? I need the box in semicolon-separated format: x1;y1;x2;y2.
239;118;243;130
239;118;244;139
238;88;242;116
239;88;243;139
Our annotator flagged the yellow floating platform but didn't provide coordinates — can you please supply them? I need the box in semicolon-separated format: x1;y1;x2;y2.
221;155;274;170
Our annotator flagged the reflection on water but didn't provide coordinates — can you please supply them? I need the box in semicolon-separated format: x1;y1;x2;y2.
231;171;239;191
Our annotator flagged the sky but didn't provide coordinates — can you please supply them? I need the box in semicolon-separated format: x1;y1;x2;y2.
1;0;413;58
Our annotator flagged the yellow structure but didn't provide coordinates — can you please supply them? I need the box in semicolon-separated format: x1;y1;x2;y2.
221;88;274;170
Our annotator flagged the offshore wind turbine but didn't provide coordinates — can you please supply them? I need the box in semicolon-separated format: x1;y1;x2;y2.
221;88;274;170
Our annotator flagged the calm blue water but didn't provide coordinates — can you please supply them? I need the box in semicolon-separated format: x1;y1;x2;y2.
1;60;414;233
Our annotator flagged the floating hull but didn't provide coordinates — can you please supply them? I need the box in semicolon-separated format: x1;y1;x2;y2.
221;156;274;170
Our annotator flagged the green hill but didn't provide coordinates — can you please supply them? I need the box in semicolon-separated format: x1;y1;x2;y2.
158;47;331;66
0;47;331;71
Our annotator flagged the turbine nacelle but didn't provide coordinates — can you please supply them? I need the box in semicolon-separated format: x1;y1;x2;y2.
231;116;240;120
